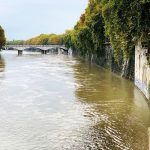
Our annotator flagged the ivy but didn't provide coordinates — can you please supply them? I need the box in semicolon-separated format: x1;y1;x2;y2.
148;56;150;65
64;0;106;58
102;0;149;61
64;0;149;65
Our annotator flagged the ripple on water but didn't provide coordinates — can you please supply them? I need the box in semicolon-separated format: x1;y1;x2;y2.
0;51;149;150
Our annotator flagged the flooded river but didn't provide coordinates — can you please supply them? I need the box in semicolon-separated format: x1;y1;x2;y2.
0;51;150;150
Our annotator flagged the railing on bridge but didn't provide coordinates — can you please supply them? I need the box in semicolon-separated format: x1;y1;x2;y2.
5;45;65;47
4;45;69;55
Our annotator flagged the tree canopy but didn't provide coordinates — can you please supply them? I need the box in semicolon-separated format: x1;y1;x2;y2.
64;0;105;58
64;0;150;61
102;0;150;59
7;34;64;45
0;26;6;49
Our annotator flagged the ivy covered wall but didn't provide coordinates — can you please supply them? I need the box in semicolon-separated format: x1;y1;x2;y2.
63;0;150;80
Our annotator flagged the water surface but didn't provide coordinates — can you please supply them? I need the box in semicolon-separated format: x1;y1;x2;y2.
0;51;150;150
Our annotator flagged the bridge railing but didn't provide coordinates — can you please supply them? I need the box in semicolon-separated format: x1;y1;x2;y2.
5;45;65;47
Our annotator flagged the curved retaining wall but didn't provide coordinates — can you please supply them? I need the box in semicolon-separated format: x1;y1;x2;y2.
135;41;150;100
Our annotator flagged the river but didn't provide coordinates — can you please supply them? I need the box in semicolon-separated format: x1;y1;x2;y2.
0;51;150;150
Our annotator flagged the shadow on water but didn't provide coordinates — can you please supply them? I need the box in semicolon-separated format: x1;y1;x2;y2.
73;59;150;150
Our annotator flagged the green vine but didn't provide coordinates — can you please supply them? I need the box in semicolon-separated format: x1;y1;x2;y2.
64;0;149;65
147;56;150;66
101;0;150;61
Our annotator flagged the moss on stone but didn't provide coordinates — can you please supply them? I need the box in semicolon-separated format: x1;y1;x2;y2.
147;56;150;66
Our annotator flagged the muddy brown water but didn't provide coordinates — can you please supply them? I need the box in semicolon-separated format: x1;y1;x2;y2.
0;51;150;150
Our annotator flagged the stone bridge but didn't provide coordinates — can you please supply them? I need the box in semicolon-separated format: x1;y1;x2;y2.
4;45;68;55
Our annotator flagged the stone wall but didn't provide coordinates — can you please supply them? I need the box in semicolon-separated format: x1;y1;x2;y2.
75;44;135;81
91;44;135;81
135;41;150;100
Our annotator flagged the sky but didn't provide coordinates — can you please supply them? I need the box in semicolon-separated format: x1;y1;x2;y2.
0;0;88;40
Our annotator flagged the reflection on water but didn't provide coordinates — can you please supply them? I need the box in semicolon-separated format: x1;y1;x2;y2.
0;51;149;150
74;61;150;149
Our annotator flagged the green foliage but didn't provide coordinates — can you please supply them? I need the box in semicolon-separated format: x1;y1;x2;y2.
26;34;49;45
26;34;64;45
7;40;25;45
102;0;150;60
148;56;150;65
7;34;64;45
0;26;6;49
64;0;149;64
64;0;105;58
48;34;64;45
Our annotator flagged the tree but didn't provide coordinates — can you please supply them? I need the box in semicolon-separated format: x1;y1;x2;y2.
0;26;6;49
64;0;105;59
25;34;64;45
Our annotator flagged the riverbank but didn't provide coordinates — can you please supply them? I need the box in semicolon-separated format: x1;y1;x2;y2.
71;46;148;101
63;1;149;102
70;37;150;102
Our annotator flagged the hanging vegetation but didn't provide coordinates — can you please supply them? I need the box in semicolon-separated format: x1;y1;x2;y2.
0;26;6;49
64;0;149;63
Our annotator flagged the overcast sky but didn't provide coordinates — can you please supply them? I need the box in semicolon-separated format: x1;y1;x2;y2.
0;0;88;40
